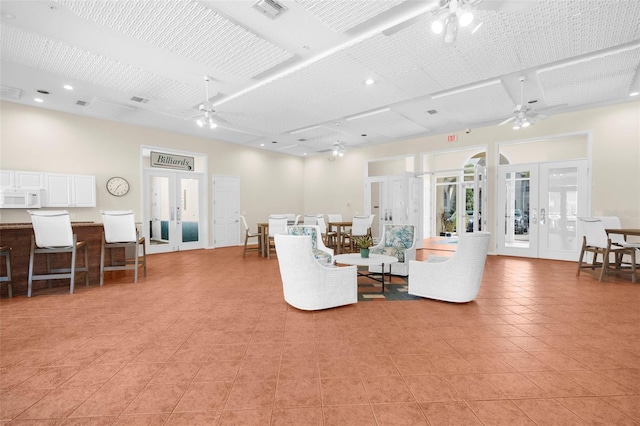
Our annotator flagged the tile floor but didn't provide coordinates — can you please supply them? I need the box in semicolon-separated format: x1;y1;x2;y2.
1;247;639;425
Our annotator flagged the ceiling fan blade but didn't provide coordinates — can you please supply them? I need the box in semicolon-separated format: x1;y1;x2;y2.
382;14;427;36
477;0;537;12
536;103;568;113
499;116;516;126
529;112;548;120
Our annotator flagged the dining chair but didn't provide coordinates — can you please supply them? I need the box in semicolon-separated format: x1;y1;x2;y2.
346;215;372;252
577;217;636;283
597;216;639;278
267;215;288;259
0;246;13;298
303;214;318;225
240;215;263;257
100;210;147;284
316;215;337;249
327;214;343;222
27;210;89;297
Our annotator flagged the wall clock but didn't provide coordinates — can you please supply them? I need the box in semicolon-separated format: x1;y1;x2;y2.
106;176;130;196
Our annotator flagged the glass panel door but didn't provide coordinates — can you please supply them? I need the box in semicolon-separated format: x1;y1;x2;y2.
497;160;588;260
144;170;204;254
497;165;538;257
538;160;588;261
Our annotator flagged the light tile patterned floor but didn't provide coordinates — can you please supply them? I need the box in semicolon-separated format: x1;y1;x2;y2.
1;247;639;425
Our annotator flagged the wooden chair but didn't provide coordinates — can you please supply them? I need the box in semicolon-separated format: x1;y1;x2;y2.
267;215;288;259
240;215;263;257
577;217;636;283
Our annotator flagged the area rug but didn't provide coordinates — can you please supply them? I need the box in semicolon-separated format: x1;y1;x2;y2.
432;238;459;244
356;267;419;301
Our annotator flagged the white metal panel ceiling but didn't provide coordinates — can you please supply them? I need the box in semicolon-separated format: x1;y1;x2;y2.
295;0;405;33
0;0;639;157
538;44;640;107
55;0;294;79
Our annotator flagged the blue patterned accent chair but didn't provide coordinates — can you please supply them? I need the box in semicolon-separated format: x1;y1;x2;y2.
369;224;416;276
286;225;334;264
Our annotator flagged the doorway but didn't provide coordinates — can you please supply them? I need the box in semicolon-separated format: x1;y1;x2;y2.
212;175;240;248
143;170;206;254
496;159;589;260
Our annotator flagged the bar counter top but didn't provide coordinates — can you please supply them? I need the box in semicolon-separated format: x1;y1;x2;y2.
0;222;105;297
0;221;97;229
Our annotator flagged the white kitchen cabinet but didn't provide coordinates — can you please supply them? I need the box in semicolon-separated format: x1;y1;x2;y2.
44;173;96;207
0;170;44;189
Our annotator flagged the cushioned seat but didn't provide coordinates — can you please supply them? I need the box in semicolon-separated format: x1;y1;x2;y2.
286;225;334;264
408;232;490;303
369;224;416;276
274;234;357;310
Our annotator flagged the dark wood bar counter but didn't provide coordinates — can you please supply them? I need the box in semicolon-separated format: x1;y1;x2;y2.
0;222;104;297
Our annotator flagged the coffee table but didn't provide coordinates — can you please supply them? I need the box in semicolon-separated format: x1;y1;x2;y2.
333;253;398;293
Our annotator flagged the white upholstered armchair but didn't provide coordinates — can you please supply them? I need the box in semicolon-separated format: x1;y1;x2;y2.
275;234;357;310
408;232;490;303
285;225;334;264
369;224;416;276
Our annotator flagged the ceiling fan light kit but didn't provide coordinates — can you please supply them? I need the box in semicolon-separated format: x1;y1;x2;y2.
196;76;219;130
431;0;479;44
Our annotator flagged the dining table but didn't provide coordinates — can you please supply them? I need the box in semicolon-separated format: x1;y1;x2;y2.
605;228;640;238
256;220;300;257
327;221;352;254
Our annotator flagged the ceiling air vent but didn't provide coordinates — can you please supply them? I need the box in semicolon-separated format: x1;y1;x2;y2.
130;96;149;103
426;109;438;115
76;100;88;106
0;85;22;100
252;0;287;19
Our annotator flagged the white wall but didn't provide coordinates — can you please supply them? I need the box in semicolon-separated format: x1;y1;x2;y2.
303;101;640;230
0;101;305;246
2;99;639;243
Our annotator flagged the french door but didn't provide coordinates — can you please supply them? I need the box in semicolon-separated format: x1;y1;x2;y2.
365;173;422;245
143;170;206;253
496;159;588;260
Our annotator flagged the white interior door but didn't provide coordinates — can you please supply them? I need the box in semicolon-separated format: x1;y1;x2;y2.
144;170;205;253
497;160;588;260
365;173;419;242
497;164;537;257
538;160;589;260
212;175;240;248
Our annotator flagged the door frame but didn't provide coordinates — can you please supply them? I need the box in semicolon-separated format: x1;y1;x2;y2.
141;146;208;254
494;131;593;260
212;174;241;248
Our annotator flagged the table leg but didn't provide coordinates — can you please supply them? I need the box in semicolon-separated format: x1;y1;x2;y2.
381;262;385;293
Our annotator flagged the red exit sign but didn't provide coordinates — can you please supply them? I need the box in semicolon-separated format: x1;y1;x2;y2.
447;134;457;142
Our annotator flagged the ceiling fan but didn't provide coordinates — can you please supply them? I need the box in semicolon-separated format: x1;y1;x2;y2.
499;76;547;129
382;0;536;39
196;76;220;130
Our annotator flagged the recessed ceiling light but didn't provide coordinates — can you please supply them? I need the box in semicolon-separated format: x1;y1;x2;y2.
63;84;73;90
1;11;15;20
34;98;44;103
260;143;265;147
630;91;639;97
364;79;375;85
